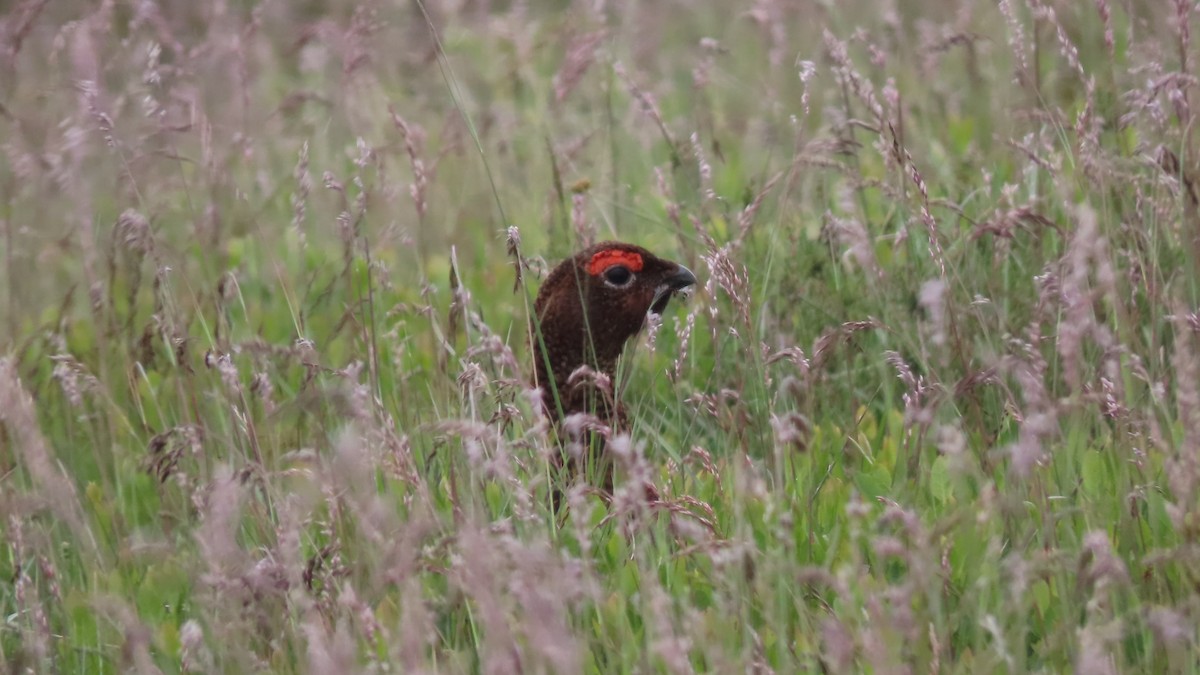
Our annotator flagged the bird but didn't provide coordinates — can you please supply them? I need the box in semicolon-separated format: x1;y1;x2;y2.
530;241;697;504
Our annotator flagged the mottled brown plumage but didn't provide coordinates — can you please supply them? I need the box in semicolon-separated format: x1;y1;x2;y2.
530;242;696;498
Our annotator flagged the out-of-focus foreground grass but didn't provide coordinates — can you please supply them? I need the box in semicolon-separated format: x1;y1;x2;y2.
1;0;1199;672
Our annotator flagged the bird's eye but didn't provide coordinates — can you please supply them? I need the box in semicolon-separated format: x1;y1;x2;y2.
603;265;633;286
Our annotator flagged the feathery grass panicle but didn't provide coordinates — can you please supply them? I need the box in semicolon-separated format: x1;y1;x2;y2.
4;0;1200;671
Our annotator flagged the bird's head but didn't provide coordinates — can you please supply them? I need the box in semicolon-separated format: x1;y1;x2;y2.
531;242;697;415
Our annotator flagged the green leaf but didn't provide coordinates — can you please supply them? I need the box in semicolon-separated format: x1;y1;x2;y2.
930;454;953;504
1080;451;1108;500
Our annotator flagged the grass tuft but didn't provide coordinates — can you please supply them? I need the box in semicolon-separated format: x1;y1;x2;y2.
3;0;1200;671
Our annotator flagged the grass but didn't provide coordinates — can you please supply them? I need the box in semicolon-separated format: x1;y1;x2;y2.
2;0;1199;672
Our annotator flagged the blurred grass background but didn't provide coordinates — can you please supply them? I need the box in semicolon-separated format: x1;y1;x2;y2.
2;0;1199;672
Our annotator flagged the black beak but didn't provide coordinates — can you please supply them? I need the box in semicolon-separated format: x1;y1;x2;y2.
650;264;698;315
665;264;697;291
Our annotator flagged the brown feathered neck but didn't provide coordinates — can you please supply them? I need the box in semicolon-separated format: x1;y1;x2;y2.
530;241;696;421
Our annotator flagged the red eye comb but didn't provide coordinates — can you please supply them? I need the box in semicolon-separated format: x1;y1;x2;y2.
586;249;644;275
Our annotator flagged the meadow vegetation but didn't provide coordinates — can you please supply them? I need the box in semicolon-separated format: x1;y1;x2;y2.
2;0;1199;671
